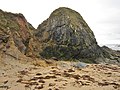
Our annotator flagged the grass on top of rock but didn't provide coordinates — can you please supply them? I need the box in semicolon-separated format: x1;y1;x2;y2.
50;7;88;29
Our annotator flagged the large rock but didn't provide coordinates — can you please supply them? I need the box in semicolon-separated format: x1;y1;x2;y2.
0;8;119;64
36;7;104;61
101;46;120;65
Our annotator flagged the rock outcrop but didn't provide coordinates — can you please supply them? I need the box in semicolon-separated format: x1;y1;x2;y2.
36;7;104;62
101;46;120;65
0;9;35;59
0;8;120;64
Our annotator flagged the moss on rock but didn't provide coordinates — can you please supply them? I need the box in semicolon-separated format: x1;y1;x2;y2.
36;7;104;62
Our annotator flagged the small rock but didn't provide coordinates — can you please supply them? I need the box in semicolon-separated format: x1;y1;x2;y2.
55;73;61;76
0;85;10;89
29;81;39;85
25;84;29;87
63;83;67;86
113;85;120;89
48;88;52;90
54;79;67;82
16;79;23;82
51;66;58;69
63;72;71;77
36;73;42;75
55;88;59;90
98;82;109;86
30;76;44;80
18;70;28;75
51;70;57;72
64;70;67;73
80;81;89;86
35;84;44;89
73;62;87;68
49;83;56;86
81;75;95;82
104;72;112;74
44;75;57;79
20;80;30;84
68;69;75;72
72;74;81;79
45;60;53;64
39;79;45;83
4;80;8;84
51;57;58;61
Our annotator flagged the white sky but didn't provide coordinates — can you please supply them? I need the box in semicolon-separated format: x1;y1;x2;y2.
0;0;120;45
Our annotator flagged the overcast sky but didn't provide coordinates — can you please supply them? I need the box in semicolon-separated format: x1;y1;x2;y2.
0;0;120;45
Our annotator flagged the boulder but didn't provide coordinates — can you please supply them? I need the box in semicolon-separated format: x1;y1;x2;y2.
36;7;104;61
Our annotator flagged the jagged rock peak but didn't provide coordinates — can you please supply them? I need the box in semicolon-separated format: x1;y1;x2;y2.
36;7;103;61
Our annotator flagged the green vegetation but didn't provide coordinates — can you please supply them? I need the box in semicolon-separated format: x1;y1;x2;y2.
0;11;20;31
50;7;88;30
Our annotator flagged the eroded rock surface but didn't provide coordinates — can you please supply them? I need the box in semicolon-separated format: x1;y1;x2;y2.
36;7;104;61
0;9;35;59
0;8;120;64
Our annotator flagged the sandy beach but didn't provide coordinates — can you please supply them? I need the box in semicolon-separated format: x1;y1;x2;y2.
0;57;120;90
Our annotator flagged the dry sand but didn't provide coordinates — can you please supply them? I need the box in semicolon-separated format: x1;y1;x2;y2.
0;57;120;90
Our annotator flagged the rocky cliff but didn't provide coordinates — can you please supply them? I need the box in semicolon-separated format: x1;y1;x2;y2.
36;7;104;62
0;8;120;64
0;9;35;59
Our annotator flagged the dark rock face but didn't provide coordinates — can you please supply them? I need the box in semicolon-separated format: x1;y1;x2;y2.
101;46;120;65
36;7;103;61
